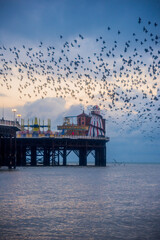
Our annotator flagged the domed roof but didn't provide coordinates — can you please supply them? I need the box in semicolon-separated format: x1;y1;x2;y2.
91;105;100;115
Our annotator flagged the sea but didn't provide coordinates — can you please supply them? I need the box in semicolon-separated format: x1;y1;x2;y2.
0;164;160;240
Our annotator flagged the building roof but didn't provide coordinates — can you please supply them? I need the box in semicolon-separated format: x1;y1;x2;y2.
77;111;90;118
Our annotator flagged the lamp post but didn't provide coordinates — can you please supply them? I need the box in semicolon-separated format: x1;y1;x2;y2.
17;114;21;124
12;108;17;122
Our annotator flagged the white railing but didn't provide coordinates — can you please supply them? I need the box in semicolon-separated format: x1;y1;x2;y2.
53;135;109;140
0;119;21;129
17;134;109;140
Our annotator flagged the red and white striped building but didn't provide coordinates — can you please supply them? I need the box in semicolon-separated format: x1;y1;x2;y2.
88;106;105;137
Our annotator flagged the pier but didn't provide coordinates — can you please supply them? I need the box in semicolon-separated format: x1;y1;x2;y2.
16;136;109;166
0;106;110;167
0;136;109;167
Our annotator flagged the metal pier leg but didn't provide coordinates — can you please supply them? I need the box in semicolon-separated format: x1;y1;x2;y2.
22;146;26;166
8;135;13;169
95;148;100;166
52;149;55;166
4;138;7;166
58;149;60;166
102;146;107;166
14;136;17;169
31;146;36;166
63;147;66;166
79;148;87;166
0;136;2;166
95;146;106;166
44;147;50;166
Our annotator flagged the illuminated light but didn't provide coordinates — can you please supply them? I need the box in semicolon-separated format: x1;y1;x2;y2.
12;108;17;121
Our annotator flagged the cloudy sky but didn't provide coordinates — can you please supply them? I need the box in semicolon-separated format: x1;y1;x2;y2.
0;0;160;163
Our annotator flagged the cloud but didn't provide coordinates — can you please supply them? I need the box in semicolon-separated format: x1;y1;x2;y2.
17;97;83;130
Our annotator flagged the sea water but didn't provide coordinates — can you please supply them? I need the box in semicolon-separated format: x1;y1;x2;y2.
0;164;160;240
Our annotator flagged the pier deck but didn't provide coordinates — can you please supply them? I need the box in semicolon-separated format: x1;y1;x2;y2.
0;136;109;167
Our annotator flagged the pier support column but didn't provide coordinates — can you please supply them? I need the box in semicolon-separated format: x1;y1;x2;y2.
17;142;26;166
44;147;50;166
16;144;20;166
0;137;5;166
0;136;2;166
8;135;14;168
95;148;100;166
58;149;60;166
63;147;67;166
95;146;106;166
102;146;106;166
79;148;87;166
9;135;12;156
31;146;36;166
3;138;7;165
52;149;55;166
21;146;26;166
13;136;17;169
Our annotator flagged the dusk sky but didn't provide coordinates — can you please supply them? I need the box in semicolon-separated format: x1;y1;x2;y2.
0;0;160;163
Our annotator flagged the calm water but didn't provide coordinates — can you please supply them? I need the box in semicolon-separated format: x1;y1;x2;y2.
0;164;160;240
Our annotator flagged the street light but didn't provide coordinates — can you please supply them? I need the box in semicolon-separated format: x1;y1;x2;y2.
17;114;21;124
12;108;17;122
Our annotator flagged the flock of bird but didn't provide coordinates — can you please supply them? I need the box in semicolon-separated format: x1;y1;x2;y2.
0;18;159;139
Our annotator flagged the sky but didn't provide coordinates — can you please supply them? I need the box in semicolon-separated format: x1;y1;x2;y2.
0;0;160;163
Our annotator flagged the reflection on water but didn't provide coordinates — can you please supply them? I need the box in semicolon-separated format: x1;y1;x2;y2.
0;164;160;240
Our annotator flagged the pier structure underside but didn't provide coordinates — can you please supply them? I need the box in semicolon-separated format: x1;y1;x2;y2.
0;125;20;168
0;137;108;167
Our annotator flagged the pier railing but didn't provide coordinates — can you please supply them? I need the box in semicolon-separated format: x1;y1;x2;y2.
17;134;109;141
0;119;21;130
52;135;109;140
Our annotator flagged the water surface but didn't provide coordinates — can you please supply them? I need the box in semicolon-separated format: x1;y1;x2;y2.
0;164;160;240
